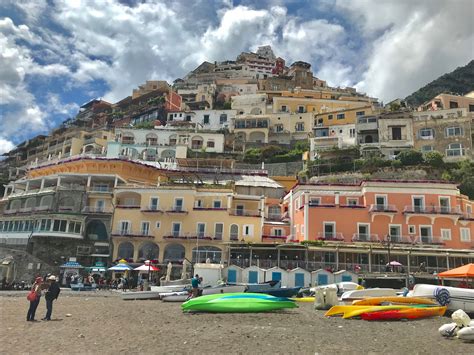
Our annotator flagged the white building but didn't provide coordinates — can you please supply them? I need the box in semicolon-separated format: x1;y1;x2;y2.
232;94;268;115
167;110;236;131
310;124;356;160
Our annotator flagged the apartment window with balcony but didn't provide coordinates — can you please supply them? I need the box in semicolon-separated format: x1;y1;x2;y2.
203;115;210;124
449;101;459;109
356;111;365;116
460;228;471;242
445;126;463;137
150;198;159;210
357;224;370;241
172;222;181;237
197;223;206;238
323;222;335;239
391;127;402;140
119;221;130;234
439;197;450;213
441;229;451;241
96;200;105;212
236;205;244;216
375;195;387;210
336;113;345;120
349;128;355;138
420;226;432;243
141;221;150;236
419;128;434;139
389;225;401;242
295;122;305;132
214;223;223;240
446;143;464;157
174;198;183;211
412;196;424;212
213;200;222;208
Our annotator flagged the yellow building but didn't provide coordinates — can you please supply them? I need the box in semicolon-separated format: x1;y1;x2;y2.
313;105;379;127
111;185;264;264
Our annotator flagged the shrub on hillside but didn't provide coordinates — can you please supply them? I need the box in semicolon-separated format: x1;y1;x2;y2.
396;150;424;166
424;151;444;168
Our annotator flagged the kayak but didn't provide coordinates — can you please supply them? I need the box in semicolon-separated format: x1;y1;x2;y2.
353;296;437;306
361;306;447;321
325;305;412;317
291;297;315;303
181;292;298;313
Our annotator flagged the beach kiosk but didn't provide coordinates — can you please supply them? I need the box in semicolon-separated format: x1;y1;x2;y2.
265;266;289;287
288;267;311;288
243;266;265;284
334;270;357;283
225;265;243;284
60;260;84;286
311;269;334;286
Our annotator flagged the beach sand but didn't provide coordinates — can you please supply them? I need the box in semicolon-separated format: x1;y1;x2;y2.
0;291;472;354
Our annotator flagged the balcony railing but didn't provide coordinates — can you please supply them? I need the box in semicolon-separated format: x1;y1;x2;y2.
166;207;188;213
461;213;474;220
369;204;398;212
116;204;141;209
88;187;112;193
352;233;380;242
141;206;164;213
403;205;462;215
266;214;282;221
308;203;336;208
193;206;227;211
111;230;153;238
411;235;445;246
82;206;113;214
316;232;345;241
163;232;221;240
262;234;288;241
228;209;261;217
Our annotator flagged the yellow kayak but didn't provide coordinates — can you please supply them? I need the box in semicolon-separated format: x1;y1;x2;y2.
291;297;315;303
352;297;437;306
325;305;412;318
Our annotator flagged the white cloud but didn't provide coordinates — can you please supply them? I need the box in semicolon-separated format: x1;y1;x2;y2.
0;137;15;155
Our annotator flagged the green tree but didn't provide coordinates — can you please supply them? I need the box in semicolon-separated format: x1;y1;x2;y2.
396;150;424;166
424;151;444;168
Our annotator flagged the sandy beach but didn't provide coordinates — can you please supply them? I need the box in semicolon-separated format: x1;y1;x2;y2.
0;291;472;354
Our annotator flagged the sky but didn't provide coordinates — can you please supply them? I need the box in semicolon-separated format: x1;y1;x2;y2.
0;0;473;154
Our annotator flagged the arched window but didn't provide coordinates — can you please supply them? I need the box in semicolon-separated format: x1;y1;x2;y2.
163;243;185;262
40;195;53;208
25;197;36;209
9;200;21;211
117;242;134;259
192;246;222;263
86;220;108;241
58;196;75;211
138;242;159;261
230;224;239;241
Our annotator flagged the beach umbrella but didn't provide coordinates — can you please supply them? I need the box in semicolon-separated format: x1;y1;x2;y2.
108;263;133;271
438;263;474;278
387;261;403;266
134;264;160;272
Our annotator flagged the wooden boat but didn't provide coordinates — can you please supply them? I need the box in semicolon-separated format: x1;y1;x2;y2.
121;290;161;300
409;284;474;313
181;293;298;313
353;296;437;306
360;306;447;321
340;288;398;302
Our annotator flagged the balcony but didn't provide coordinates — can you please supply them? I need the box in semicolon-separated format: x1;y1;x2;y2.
193;206;227;211
312;136;339;149
166;207;188;214
163;232;221;241
461;213;474;220
369;204;398;213
266;214;282;221
88;187;112;193
262;234;288;241
116;204;141;209
411;235;445;246
228;209;261;217
82;206;113;214
352;233;380;242
141;206;164;213
111;230;153;238
3;209;18;215
308;202;336;208
316;232;345;241
403;205;462;215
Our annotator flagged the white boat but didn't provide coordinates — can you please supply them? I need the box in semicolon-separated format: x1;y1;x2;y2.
150;285;189;293
120;290;161;300
159;278;191;286
311;282;361;296
408;284;474;313
161;292;190;302
161;284;247;302
340;288;398;301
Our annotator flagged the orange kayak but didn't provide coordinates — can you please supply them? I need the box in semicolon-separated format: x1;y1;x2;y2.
353;297;437;306
360;306;447;321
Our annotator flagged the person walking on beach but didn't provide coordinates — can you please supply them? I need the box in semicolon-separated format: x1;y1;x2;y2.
26;277;43;321
191;274;201;298
42;275;60;321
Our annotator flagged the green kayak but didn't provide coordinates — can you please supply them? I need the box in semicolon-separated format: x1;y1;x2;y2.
181;292;298;313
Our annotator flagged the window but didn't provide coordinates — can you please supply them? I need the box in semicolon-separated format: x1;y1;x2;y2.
213;200;222;208
323;222;335;239
236;205;244;216
96;200;105;212
281;105;287;112
150;197;159;210
219;114;227;123
174;198;183;211
356;111;365;116
119;221;130;234
391;127;402;140
172;222;181;237
275;124;284;132
439;197;450;213
298;106;305;113
310;197;320;205
214;223;223;240
349;128;355;138
460;228;471;242
53;219;67;232
347;198;358;206
141;222;150;236
469;104;474;112
449;101;458;109
197;223;206;238
295;122;305;132
420;226;432;243
441;229;451;241
375;195;387;210
419;128;434;139
243;225;254;237
446;143;464;157
68;221;81;234
185;115;192;121
336;113;345;119
230;224;239;241
195;199;203;208
203;115;210;124
155;222;161;229
445;126;463;137
328;114;333;120
408;225;415;234
357;224;369;241
413;196;425;212
207;140;215;148
421;145;433;153
389;225;401;242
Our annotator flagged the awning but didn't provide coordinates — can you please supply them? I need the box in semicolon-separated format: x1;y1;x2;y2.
60;261;84;268
438;263;474;278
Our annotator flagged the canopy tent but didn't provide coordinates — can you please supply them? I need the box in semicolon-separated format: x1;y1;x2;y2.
134;264;160;272
438;263;474;278
60;261;84;269
108;263;133;271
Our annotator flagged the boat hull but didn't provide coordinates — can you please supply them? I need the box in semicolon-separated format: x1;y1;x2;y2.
409;284;474;313
353;296;437;306
121;291;161;300
360;306;447;321
340;288;398;302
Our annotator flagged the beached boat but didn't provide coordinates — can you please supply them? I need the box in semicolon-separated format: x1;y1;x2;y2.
150;284;189;293
311;282;361;296
161;291;190;302
160;278;192;286
353;296;437;306
181;293;298;313
161;284;246;302
245;280;281;292
408;284;474;313
121;290;161;300
360;306;446;321
325;305;412;317
340;288;398;302
262;287;301;298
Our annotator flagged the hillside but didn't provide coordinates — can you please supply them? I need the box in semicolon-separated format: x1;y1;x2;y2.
405;60;474;107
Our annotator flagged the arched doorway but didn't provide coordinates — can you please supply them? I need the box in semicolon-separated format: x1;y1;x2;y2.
365;135;373;143
117;242;134;259
230;224;239;241
138;242;159;261
86;220;108;241
192;246;222;263
163;243;185;262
